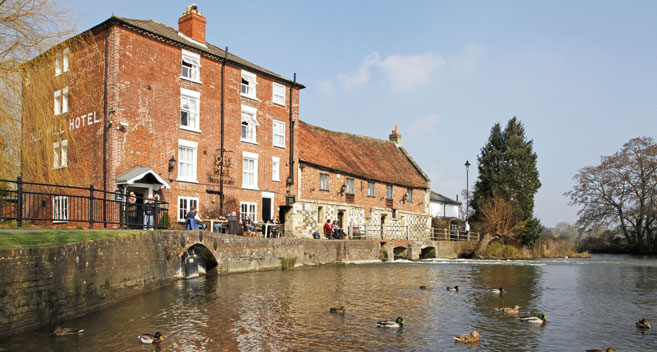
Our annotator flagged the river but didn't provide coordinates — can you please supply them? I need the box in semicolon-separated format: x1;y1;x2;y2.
1;254;656;351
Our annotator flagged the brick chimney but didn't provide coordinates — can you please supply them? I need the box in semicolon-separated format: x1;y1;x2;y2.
178;4;206;43
389;125;402;145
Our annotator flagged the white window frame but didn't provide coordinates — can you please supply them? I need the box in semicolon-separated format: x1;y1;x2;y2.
62;87;69;114
386;184;393;200
241;70;257;99
240;202;257;222
272;157;280;182
272;120;286;148
180;88;201;132
181;49;201;83
345;178;355;195
53;195;68;223
63;48;70;73
53;140;68;169
54;90;61;115
241;105;258;143
177;196;199;222
320;173;329;191
177;139;198;183
242;151;259;190
272;82;285;106
367;182;375;197
55;52;62;76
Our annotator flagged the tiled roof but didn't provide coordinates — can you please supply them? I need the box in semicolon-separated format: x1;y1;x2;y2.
298;121;430;188
430;191;460;205
92;16;303;88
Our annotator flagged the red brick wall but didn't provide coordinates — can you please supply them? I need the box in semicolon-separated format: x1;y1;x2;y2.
299;165;426;214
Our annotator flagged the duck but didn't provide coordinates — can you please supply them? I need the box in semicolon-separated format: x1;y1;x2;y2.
454;330;480;344
586;348;615;352
446;286;459;292
376;317;404;328
519;314;547;324
419;285;432;290
636;319;651;329
491;287;505;294
496;305;521;314
138;332;164;344
329;306;346;315
53;326;84;336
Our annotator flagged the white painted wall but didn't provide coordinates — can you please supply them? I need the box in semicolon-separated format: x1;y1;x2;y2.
430;201;459;218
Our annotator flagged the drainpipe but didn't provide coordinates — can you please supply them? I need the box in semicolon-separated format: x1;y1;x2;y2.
102;23;110;227
219;47;227;214
286;73;296;189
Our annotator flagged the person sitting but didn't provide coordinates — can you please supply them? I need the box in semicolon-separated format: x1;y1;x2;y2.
213;214;228;233
332;220;345;239
185;207;201;230
242;216;258;237
323;219;333;239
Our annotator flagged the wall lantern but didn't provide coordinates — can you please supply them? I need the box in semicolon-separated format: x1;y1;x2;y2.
168;155;177;172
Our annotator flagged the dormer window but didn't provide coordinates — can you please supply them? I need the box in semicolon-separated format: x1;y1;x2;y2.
241;70;257;99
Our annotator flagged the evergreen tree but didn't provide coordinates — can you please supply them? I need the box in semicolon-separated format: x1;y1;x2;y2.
472;117;542;245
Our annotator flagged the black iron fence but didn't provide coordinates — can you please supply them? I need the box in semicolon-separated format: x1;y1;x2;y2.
0;177;169;229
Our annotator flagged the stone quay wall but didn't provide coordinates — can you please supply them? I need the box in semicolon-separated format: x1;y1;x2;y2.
0;231;381;338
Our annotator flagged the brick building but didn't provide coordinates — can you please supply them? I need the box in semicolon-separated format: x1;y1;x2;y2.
22;5;302;228
290;123;431;239
21;5;432;237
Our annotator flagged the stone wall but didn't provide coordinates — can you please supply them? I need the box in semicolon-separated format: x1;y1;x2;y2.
0;230;380;338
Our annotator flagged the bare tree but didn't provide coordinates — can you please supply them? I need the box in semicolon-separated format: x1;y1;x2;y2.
0;0;74;180
566;137;657;253
473;194;524;256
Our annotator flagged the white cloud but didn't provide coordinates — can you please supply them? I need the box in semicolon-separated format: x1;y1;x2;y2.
338;52;380;88
378;53;444;91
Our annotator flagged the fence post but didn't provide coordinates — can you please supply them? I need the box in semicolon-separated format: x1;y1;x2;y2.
124;197;129;229
89;184;94;229
16;176;22;227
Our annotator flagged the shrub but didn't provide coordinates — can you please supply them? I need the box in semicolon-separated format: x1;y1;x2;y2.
159;213;171;229
280;256;297;269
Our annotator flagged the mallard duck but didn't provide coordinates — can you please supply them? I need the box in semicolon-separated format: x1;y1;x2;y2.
586;348;615;352
454;330;479;344
53;326;84;336
377;317;404;328
419;285;432;290
491;287;505;294
138;332;164;344
636;319;651;329
519;314;547;324
329;306;346;314
496;305;521;314
447;286;459;292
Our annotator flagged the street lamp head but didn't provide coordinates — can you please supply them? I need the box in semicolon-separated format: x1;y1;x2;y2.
465;160;471;169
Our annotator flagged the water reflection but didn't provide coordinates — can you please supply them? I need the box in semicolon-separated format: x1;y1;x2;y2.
1;255;656;351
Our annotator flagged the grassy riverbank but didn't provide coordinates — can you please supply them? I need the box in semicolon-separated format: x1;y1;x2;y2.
479;238;590;259
0;230;144;248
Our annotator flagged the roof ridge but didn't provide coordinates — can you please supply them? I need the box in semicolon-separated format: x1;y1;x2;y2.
299;120;393;145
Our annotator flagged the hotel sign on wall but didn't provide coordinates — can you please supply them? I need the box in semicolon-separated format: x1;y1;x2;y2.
29;111;101;142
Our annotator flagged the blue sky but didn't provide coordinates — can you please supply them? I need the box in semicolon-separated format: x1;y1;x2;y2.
70;1;657;227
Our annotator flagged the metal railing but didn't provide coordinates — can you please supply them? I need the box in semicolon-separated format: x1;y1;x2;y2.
0;177;169;229
430;228;480;242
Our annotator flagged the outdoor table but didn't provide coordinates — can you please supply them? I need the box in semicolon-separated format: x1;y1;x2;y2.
208;219;228;233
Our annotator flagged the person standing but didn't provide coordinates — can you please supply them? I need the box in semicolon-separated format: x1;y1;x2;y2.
464;221;470;239
143;197;155;230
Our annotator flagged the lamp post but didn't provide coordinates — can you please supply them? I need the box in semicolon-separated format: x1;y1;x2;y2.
465;160;470;221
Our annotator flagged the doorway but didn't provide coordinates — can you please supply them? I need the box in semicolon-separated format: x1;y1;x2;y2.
380;214;387;239
262;197;272;222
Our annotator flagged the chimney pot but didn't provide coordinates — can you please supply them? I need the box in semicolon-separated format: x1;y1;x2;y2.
389;125;402;145
179;4;206;43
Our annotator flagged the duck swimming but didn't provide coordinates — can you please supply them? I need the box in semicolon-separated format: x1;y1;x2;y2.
53;326;84;336
446;286;459;292
586;348;615;352
454;330;480;344
329;306;346;315
496;305;521;315
377;317;404;328
419;285;432;290
519;314;547;324
138;332;164;344
491;287;505;294
636;319;651;329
